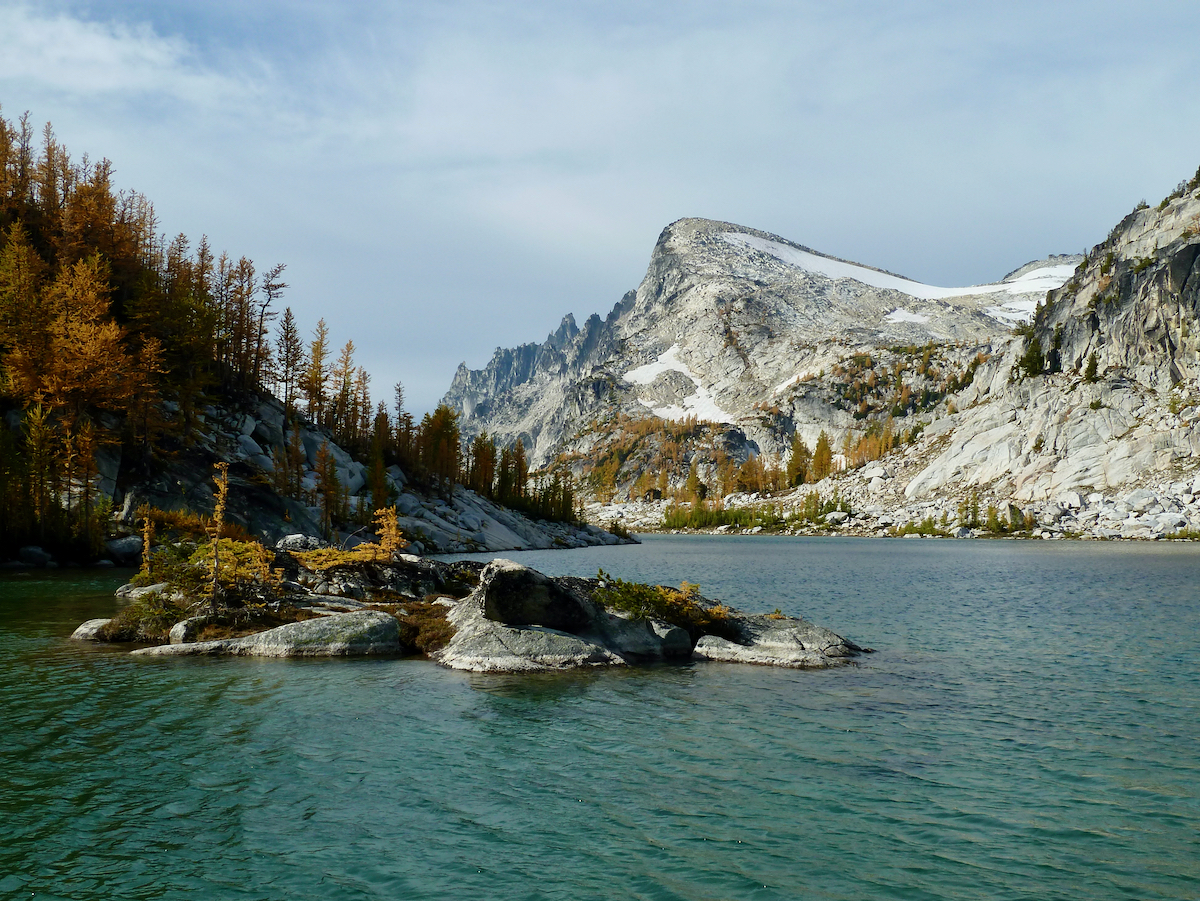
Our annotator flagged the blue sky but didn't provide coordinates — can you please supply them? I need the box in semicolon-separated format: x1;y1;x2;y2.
3;1;1199;413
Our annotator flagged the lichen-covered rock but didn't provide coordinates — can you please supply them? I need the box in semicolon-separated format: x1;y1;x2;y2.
130;610;401;658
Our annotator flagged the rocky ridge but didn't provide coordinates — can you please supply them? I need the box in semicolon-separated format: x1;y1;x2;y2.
444;217;1077;467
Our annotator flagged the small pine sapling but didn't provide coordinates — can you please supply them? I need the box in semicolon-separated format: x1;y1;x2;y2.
209;462;230;612
373;506;407;560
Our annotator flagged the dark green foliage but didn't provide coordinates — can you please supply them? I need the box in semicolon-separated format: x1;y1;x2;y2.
98;593;186;643
662;491;848;531
604;518;632;540
1017;337;1044;378
893;515;944;537
662;503;781;530
1084;352;1099;383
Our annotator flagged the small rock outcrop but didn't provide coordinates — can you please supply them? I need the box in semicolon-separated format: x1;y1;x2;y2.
478;559;592;632
433;559;858;673
70;619;112;641
693;614;866;668
85;555;866;671
130;610;402;658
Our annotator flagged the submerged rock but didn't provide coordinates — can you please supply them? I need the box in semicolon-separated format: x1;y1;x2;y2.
130;610;402;658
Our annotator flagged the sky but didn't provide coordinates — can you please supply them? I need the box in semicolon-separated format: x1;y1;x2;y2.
3;1;1199;414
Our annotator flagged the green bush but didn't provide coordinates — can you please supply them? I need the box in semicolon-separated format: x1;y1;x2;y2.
893;515;946;537
98;593;187;643
594;569;739;642
1017;337;1044;377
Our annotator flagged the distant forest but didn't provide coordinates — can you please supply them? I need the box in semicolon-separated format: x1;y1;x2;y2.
0;108;574;558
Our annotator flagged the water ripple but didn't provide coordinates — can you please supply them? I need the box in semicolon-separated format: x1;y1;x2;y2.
4;541;1200;899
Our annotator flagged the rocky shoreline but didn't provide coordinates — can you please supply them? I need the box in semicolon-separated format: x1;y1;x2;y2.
70;549;869;671
587;462;1200;542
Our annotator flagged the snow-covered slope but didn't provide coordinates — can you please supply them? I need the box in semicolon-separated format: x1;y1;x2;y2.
721;233;1074;302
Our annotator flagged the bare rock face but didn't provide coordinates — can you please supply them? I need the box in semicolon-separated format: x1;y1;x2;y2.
129;610;402;658
478;559;593;632
434;560;695;672
903;183;1200;502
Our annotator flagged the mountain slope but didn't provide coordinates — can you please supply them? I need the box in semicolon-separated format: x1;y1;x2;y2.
444;217;1077;483
903;175;1200;502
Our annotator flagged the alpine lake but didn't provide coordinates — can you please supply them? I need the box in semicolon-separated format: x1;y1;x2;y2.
2;534;1198;900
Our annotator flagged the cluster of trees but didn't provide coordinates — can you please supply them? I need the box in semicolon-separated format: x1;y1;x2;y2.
785;432;834;486
463;430;577;522
0;110;579;556
0;112;212;555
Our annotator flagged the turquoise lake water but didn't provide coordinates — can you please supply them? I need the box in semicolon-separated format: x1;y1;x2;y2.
2;535;1198;900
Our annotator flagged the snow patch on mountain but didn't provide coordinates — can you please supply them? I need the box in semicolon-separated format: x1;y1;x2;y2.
721;233;1072;300
625;344;734;423
984;298;1041;324
885;308;931;324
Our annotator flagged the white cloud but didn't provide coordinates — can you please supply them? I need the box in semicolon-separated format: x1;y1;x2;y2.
0;3;250;108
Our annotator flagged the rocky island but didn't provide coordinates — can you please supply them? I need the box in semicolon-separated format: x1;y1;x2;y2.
72;534;868;672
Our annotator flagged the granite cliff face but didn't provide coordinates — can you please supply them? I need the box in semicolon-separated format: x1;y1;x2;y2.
902;178;1200;503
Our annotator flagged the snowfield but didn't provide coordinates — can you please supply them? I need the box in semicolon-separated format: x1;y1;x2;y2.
623;344;734;423
885;308;931;324
721;233;1073;301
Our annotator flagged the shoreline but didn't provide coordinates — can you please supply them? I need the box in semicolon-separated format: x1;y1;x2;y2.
584;473;1200;543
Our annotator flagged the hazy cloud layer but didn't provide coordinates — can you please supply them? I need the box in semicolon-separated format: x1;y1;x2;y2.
3;0;1199;411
